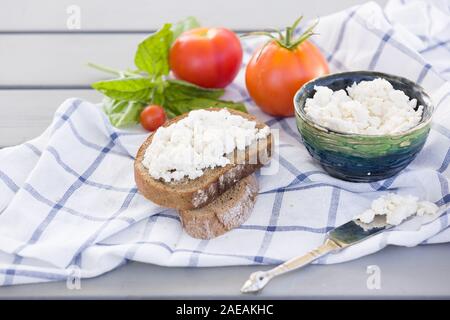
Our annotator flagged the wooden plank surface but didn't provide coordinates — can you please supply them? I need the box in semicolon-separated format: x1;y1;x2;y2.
0;35;140;86
0;90;100;147
0;0;381;31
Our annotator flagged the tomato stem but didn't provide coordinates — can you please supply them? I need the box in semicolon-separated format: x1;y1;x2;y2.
285;27;292;47
241;16;318;51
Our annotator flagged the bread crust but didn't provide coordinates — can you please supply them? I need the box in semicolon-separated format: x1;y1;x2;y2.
134;108;272;210
178;174;259;239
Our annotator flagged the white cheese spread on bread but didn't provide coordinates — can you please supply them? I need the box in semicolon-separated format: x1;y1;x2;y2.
142;109;270;182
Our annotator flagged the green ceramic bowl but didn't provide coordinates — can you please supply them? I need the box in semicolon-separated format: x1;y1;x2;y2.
294;71;433;182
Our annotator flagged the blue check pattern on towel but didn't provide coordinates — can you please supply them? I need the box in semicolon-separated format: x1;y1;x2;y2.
1;0;450;286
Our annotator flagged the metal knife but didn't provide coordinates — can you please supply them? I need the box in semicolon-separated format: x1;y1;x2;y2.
240;215;394;293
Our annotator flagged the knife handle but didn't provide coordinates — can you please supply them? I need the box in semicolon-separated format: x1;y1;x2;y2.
268;238;341;276
241;238;341;293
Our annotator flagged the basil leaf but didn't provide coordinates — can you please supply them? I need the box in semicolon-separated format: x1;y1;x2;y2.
171;16;200;43
165;79;224;101
102;98;145;127
92;77;154;101
134;23;173;77
165;98;247;116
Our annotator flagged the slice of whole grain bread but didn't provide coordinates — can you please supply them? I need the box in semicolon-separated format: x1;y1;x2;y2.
178;174;258;239
134;108;272;210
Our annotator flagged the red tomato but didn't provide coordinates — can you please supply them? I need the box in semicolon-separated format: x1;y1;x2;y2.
245;29;329;117
169;27;243;89
140;105;166;131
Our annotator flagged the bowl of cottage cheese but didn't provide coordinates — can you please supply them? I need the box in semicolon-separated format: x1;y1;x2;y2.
293;71;433;182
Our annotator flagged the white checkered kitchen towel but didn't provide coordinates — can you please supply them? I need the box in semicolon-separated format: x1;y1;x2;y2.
1;0;450;286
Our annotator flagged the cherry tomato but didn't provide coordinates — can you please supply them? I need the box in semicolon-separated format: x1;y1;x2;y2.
140;105;166;131
245;22;329;117
169;27;243;89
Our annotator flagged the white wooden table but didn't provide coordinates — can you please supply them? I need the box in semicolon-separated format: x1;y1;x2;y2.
1;0;450;299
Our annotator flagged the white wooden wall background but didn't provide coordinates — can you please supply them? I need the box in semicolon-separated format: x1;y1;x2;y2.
0;0;386;146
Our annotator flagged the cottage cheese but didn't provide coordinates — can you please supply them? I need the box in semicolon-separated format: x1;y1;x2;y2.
304;78;424;135
356;193;439;225
142;109;270;182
